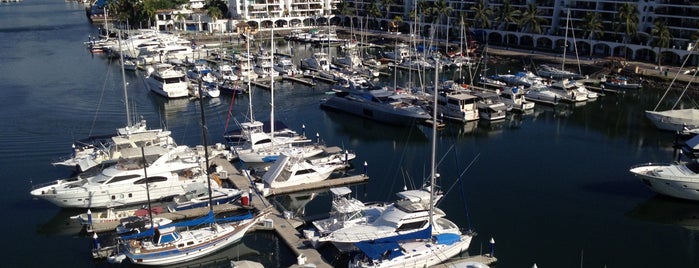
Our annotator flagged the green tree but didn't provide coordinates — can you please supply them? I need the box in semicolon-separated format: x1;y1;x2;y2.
518;3;545;34
204;0;229;19
580;11;604;57
390;16;403;33
470;0;492;30
380;0;394;21
425;0;452;39
367;1;382;30
494;0;520;31
651;19;673;66
615;2;639;58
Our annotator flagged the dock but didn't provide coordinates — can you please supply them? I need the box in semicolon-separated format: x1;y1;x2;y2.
436;254;498;267
210;156;369;268
282;75;317;86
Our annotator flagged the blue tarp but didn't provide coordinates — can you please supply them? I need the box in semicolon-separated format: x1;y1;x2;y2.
355;241;403;260
119;211;253;240
353;226;433;260
435;233;461;245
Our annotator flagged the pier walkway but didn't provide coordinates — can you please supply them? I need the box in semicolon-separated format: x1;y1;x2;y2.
211;156;370;268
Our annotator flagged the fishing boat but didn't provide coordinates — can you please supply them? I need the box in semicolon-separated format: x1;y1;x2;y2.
434;91;480;122
499;86;535;112
167;183;242;212
309;187;386;240
600;75;641;90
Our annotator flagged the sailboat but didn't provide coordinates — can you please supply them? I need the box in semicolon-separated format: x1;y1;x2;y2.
535;9;583;80
53;30;175;172
108;84;268;265
645;39;699;132
349;59;473;268
232;25;322;163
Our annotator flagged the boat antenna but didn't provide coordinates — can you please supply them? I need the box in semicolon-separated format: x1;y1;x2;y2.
198;79;214;211
117;30;131;127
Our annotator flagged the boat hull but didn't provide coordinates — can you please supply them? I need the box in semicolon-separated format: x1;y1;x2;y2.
320;95;430;126
630;163;699;201
645;109;699;131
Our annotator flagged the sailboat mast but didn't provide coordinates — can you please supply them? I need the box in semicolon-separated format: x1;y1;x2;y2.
117;30;131;127
247;34;254;122
141;146;154;226
270;24;275;139
197;80;214;211
562;8;570;71
429;58;438;227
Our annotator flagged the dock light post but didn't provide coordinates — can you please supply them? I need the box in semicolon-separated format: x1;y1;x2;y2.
87;209;92;228
344;150;348;164
248;188;253;203
363;161;368;177
316;132;320;144
302;124;305;137
93;232;100;250
489;237;495;257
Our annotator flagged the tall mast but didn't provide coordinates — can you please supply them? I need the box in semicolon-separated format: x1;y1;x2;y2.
429;57;438;227
247;34;254;122
197;80;213;211
562;8;570;71
118;30;131;127
270;22;275;139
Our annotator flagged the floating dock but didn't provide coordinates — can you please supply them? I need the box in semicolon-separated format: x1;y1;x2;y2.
210;156;370;268
282;75;317;86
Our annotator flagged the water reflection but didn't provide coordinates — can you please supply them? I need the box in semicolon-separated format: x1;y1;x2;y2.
321;108;428;142
626;195;699;231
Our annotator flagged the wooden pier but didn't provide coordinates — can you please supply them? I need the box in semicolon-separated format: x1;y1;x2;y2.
282;75;317;86
210;156;369;268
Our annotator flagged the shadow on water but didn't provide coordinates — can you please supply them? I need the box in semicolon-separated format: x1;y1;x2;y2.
626;195;699;232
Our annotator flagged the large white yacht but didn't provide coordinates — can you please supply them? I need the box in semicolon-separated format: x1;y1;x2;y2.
145;64;189;98
630;160;699;201
31;145;215;208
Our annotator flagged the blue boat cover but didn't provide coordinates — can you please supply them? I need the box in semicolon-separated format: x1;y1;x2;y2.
435;233;461;245
354;225;433;260
355;240;403;260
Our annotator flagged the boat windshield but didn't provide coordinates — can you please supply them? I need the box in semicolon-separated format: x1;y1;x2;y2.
685;161;699;173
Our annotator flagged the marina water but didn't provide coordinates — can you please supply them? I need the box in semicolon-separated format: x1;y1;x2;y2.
2;1;698;267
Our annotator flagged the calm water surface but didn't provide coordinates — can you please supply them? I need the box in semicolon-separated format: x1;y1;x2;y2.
2;1;698;267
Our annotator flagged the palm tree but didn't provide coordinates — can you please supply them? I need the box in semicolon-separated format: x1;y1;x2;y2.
470;0;492;31
380;0;394;21
518;3;545;34
390;16;403;33
367;1;382;30
426;0;452;39
615;2;639;58
580;11;604;57
651;19;673;67
494;0;520;31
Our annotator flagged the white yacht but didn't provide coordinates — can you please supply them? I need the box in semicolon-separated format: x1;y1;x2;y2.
382;43;411;63
51;124;175;172
273;56;299;76
546;78;594;102
31;145;215;208
260;151;353;189
145;64;189;98
499;86;535;112
301;52;330;71
214;64;239;81
309;187;386;240
473;91;508;121
435;91;480;122
630;160;699;201
316;187;457;252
